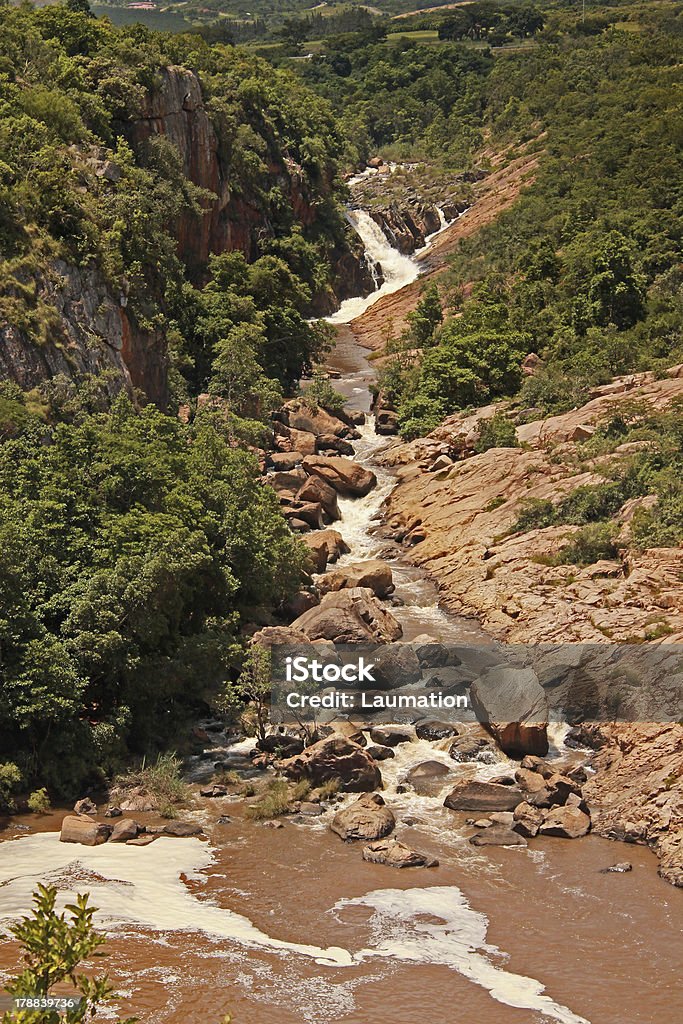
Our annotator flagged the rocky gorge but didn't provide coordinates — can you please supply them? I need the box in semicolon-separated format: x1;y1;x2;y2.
1;186;682;1024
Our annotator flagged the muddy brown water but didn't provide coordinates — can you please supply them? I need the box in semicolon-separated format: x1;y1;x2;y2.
1;329;681;1024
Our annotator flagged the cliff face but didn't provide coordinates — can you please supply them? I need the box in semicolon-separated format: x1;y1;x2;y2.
128;67;374;299
0;260;168;408
1;66;373;407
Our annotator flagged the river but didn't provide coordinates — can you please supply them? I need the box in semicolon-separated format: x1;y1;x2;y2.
0;209;681;1024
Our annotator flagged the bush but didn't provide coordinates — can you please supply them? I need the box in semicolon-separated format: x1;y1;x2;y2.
475;412;519;453
301;372;346;413
114;752;189;810
0;762;22;812
244;778;292;820
553;522;619;566
514;498;555;532
27;788;51;814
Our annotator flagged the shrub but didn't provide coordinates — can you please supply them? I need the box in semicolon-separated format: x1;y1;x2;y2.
0;762;22;812
301;372;346;413
475;412;519;452
553;522;619;566
514;497;555;532
114;752;189;809
27;788;51;814
244;778;292;820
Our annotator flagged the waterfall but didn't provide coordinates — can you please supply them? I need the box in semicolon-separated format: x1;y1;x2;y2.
326;209;420;325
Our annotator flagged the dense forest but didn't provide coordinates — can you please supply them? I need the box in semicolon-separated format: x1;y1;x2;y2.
0;0;345;800
1;0;682;803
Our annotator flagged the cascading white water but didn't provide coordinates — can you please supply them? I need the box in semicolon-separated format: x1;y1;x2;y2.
326;210;421;325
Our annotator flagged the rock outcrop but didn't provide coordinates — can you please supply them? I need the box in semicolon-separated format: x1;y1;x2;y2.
291;588;403;643
302;455;377;497
330;793;395;841
581;723;683;887
316;559;393;598
443;781;523;812
60;815;112;846
362;837;439;868
470;665;549;756
279;734;382;792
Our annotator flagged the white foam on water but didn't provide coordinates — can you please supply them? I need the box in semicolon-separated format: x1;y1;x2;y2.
0;833;352;967
336;886;591;1024
0;833;590;1022
326;210;420;325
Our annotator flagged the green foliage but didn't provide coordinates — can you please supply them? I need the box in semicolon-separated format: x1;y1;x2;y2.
27;788;51;814
552;522;619;567
219;645;273;742
0;398;306;794
475;411;519;452
394;293;528;437
114;752;190;810
405;283;443;347
2;884;136;1024
244;777;291;820
301;371;346;413
0;762;22;812
301;35;493;166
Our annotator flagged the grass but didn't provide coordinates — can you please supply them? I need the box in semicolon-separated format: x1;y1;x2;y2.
315;777;341;800
214;768;242;787
387;30;442;45
114;752;190;810
244;777;312;820
245;779;292;821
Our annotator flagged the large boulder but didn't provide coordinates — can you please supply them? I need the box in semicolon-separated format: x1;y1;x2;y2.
163;821;204;837
316;433;355;456
73;797;96;815
470;826;527;848
326;720;367;746
269;468;307;493
291;588;403;643
283;501;325;530
273;422;317;456
279;400;350;438
416;720;458;741
512;801;545;838
362;838;438;868
366;744;395;761
279;734;381;792
449;735;497;763
109;818;139;843
251;625;311;648
317;560;393;599
370;725;414;747
404;760;451;796
296;476;340;522
60;815;111;847
268;451;303;472
539;805;591;839
331;793;395;841
443;781;524;812
302;529;349;573
470;665;549;756
371;645;422;689
302;455;377;497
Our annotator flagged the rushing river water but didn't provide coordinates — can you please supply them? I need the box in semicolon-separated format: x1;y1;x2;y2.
0;212;681;1024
